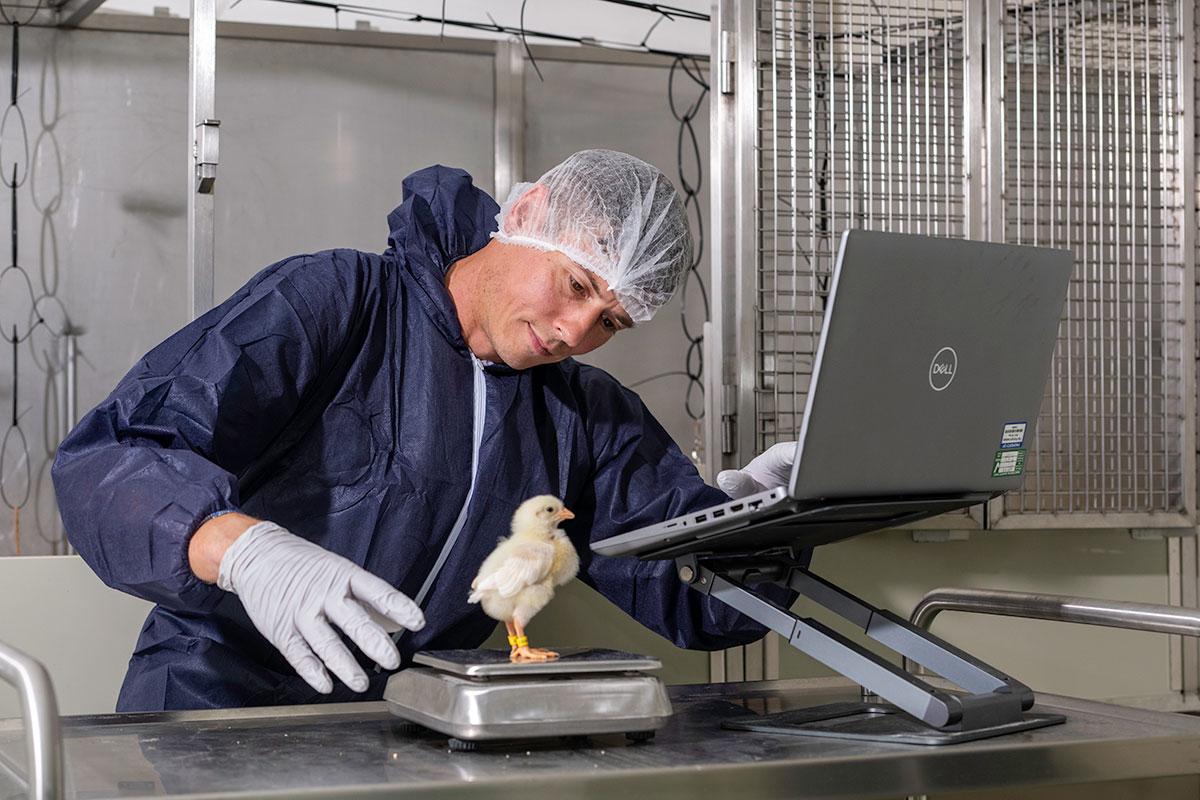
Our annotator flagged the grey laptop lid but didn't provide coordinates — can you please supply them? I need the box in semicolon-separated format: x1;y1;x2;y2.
788;229;1073;500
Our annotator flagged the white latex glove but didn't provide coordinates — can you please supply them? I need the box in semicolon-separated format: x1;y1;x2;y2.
217;521;425;694
716;442;797;499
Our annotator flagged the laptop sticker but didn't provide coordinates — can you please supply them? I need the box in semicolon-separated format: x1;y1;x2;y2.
993;448;1026;477
1000;422;1027;450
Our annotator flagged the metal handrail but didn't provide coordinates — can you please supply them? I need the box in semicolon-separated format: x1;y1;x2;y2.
910;588;1200;637
0;639;62;800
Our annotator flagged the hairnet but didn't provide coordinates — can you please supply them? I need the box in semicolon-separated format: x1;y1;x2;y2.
492;149;692;323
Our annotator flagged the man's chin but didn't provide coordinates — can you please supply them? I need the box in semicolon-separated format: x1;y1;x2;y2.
498;347;559;370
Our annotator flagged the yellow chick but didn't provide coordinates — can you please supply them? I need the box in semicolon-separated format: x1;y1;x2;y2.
468;495;580;662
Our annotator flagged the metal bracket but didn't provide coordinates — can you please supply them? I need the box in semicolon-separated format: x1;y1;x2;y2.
493;40;525;203
676;552;1039;732
194;119;220;194
718;30;735;95
720;383;737;455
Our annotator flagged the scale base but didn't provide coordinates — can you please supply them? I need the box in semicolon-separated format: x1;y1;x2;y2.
384;648;672;742
723;701;1066;746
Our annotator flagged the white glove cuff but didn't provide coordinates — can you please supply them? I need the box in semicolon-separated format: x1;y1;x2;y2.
216;520;288;593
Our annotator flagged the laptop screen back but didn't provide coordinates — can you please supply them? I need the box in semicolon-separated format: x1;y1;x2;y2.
788;230;1073;500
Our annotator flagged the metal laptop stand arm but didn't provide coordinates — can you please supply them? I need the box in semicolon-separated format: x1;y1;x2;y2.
675;552;1035;732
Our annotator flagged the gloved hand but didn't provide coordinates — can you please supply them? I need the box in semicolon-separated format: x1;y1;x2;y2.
217;521;425;694
716;442;797;499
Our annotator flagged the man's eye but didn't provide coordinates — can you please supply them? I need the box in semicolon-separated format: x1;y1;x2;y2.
602;316;616;332
570;278;585;294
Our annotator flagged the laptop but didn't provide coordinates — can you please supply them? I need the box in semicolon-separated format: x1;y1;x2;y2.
592;229;1073;561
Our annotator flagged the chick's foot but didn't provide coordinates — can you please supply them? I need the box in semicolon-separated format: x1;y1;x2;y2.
510;646;559;662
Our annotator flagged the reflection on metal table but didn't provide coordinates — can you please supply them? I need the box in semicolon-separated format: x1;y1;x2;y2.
2;677;1200;799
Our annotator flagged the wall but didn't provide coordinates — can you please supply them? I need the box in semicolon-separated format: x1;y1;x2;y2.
0;22;496;559
0;18;714;712
526;56;711;455
0;556;153;719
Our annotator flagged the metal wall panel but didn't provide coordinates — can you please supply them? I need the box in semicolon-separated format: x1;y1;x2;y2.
525;56;713;462
0;26;710;559
0;26;495;558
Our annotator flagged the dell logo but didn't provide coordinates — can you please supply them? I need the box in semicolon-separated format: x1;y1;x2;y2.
929;347;957;391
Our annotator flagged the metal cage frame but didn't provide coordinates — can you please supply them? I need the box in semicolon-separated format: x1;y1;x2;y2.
709;0;1197;533
709;0;1199;685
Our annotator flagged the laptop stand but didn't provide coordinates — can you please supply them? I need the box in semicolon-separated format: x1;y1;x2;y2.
675;549;1065;745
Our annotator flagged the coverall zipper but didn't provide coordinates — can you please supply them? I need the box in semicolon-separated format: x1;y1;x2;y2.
413;354;487;605
385;354;487;662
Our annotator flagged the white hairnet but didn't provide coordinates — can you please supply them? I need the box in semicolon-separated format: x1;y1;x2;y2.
492;149;692;323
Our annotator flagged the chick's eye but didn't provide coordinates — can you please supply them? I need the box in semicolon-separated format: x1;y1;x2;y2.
546;506;555;513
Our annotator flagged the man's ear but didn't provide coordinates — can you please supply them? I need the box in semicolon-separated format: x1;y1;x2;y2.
507;183;549;232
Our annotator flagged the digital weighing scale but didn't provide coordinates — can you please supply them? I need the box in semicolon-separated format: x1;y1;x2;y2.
384;648;672;749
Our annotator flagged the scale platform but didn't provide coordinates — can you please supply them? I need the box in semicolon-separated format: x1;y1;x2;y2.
384;648;672;746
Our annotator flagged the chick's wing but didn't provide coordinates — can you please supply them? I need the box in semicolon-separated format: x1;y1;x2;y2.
473;541;556;598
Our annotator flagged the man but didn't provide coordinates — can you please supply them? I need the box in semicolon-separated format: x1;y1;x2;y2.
52;150;793;711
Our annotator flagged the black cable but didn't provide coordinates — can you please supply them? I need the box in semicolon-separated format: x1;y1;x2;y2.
10;325;15;427
9;23;16;107
0;0;36;532
592;1;708;21
812;39;831;305
0;0;59;552
0;0;41;28
627;370;690;389
638;13;666;49
519;0;544;82
9;165;14;266
667;56;708;422
263;0;710;61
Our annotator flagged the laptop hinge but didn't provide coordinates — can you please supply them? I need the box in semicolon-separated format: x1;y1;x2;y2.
721;384;737;455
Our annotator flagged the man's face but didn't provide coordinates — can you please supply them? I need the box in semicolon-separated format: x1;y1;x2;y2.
475;244;635;370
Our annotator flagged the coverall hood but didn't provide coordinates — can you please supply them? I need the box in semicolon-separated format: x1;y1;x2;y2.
384;165;497;359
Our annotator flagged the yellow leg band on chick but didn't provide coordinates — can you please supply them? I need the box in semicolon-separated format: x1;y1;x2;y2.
507;635;520;646
515;636;528;647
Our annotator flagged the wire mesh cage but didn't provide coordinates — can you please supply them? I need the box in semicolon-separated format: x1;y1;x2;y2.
740;0;1193;527
999;0;1190;518
754;0;968;451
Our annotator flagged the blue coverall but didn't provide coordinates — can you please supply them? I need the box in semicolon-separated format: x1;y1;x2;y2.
52;166;774;711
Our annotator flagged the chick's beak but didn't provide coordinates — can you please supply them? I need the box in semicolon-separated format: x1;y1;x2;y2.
555;507;575;522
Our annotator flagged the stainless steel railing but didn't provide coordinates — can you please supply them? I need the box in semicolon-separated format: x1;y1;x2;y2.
909;588;1200;638
0;639;62;800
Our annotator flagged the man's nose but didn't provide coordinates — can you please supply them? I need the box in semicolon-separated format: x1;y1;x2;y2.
555;308;599;350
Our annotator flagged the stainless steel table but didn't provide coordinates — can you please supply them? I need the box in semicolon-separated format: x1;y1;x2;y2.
2;678;1199;799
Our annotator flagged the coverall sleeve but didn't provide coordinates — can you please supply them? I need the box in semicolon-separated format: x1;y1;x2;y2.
51;251;369;612
575;365;792;651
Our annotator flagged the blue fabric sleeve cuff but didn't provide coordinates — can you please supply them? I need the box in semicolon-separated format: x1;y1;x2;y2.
198;508;241;527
